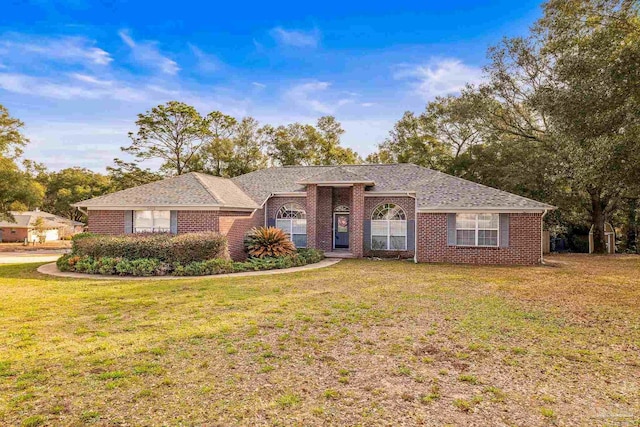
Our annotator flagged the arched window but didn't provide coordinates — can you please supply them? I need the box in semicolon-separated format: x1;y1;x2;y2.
276;203;307;248
371;203;407;250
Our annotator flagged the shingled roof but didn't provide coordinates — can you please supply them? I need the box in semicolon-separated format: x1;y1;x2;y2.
0;210;83;228
232;164;554;211
75;164;553;212
74;172;258;209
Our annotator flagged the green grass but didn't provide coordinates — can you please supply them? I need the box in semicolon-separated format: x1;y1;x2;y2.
1;255;639;425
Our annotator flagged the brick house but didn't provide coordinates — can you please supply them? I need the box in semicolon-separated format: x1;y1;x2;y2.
0;210;84;242
74;164;555;265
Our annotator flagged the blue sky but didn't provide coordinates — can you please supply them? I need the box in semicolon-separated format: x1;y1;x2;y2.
1;0;543;171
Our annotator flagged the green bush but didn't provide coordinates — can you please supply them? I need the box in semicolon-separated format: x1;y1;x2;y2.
72;232;228;264
55;247;324;277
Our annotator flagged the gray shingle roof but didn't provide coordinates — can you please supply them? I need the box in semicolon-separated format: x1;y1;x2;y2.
232;164;554;211
0;211;83;228
74;172;258;209
297;168;374;184
75;164;553;211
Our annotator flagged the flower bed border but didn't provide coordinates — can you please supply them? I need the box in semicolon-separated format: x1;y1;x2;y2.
37;259;341;281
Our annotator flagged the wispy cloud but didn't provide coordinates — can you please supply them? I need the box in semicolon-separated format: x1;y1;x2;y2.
188;44;223;74
0;34;112;66
118;29;180;75
252;82;266;88
70;73;113;86
283;81;354;114
269;26;320;48
395;58;483;100
0;72;149;101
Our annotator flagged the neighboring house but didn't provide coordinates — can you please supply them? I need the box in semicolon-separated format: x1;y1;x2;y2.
0;210;84;243
73;164;555;265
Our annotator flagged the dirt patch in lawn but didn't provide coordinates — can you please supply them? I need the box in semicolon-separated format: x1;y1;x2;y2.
0;254;638;426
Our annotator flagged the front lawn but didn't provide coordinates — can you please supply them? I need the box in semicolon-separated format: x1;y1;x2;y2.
0;255;638;426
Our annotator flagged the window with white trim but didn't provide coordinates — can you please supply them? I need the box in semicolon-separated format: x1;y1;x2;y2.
371;203;407;250
455;213;499;246
275;203;307;248
134;210;170;233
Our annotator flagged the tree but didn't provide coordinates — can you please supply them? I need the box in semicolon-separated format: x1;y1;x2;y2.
107;159;162;191
263;122;318;166
314;116;360;165
225;117;267;177
199;111;237;176
264;116;360;167
123;101;207;175
369;111;452;170
42;168;112;222
32;217;47;244
0;104;28;158
0;157;44;221
0;105;43;221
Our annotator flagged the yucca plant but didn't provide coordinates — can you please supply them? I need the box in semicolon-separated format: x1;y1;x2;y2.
244;227;296;258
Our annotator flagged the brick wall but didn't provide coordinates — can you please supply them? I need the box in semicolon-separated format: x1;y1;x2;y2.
0;227;28;242
176;210;219;234
266;196;307;220
416;212;542;265
219;209;263;260
350;184;365;257
306;185;318;249
87;210;125;235
316;187;333;251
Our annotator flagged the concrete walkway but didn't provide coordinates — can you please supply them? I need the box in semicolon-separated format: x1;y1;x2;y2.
36;258;341;281
0;252;65;264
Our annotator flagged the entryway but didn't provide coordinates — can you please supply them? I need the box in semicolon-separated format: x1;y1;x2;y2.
333;212;350;249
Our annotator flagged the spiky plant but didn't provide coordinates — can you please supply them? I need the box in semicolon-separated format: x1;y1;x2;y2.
244;227;296;258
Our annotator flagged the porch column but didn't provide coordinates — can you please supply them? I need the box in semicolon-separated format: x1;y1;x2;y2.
306;184;318;249
351;183;365;257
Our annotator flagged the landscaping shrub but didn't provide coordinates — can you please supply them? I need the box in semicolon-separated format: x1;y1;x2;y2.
244;227;296;258
55;248;324;277
71;232;228;264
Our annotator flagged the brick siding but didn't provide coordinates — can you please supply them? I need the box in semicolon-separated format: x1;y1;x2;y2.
219;209;264;261
176;211;219;234
416;212;542;265
350;184;365;257
0;227;28;242
87;210;125;235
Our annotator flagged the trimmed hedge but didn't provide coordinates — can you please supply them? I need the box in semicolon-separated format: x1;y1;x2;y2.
57;248;325;277
71;232;229;264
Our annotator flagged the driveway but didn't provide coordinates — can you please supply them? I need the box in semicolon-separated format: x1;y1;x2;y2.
0;250;66;264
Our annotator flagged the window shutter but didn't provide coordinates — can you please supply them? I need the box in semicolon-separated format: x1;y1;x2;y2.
170;211;178;234
407;220;415;251
363;220;371;251
267;218;276;228
447;213;456;246
124;210;133;234
499;213;509;247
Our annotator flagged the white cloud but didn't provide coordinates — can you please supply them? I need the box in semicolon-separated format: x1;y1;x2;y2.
189;44;222;73
395;58;483;100
283;81;361;115
252;82;266;88
118;29;180;75
270;27;320;48
0;72;148;101
0;34;112;65
70;73;113;86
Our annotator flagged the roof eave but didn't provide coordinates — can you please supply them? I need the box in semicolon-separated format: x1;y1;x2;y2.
417;206;556;213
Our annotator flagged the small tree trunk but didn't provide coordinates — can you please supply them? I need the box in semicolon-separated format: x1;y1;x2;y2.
591;194;607;253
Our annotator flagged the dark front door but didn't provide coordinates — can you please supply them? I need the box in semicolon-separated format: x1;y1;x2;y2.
334;213;349;249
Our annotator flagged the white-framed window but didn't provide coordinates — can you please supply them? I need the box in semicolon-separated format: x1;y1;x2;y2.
275;203;307;248
371;203;407;251
455;213;499;247
134;210;171;233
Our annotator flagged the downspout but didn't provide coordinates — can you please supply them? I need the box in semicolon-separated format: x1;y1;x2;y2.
540;209;549;264
412;193;418;263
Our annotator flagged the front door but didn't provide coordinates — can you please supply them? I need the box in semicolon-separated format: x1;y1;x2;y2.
334;213;350;249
